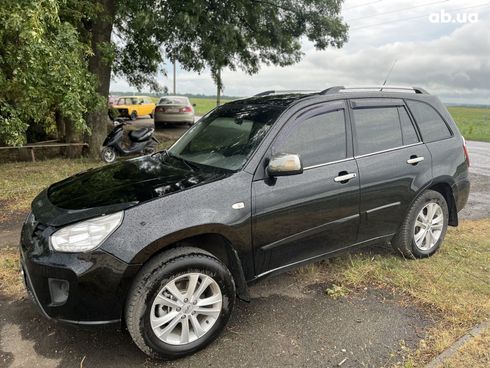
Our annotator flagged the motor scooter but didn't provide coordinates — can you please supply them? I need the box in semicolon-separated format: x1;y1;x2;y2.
100;121;159;163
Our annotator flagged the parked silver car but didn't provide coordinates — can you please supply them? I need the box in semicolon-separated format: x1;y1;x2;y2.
154;96;195;127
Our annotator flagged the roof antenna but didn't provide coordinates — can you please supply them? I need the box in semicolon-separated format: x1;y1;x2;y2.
380;59;397;91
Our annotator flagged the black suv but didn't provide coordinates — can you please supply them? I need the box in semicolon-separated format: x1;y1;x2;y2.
20;86;470;359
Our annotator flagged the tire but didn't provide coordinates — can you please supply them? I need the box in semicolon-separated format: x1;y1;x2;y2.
125;247;236;360
150;113;154;119
100;146;117;163
392;190;449;258
130;111;137;121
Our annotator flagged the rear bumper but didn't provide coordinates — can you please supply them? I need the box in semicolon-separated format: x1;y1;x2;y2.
19;215;140;325
154;112;194;123
452;177;470;212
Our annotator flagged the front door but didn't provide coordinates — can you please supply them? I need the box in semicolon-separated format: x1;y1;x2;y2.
252;101;360;275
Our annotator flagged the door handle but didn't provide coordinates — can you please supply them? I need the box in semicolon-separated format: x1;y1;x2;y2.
407;156;424;165
334;172;357;183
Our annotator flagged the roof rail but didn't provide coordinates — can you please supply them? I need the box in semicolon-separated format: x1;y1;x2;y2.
254;89;318;96
319;85;429;95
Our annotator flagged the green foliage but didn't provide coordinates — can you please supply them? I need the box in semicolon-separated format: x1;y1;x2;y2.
0;0;100;146
325;284;350;299
112;0;349;91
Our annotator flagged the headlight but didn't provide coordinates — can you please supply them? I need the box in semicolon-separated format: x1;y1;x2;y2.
50;212;124;253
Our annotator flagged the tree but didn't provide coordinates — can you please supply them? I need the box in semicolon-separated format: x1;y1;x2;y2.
0;0;100;147
67;0;348;158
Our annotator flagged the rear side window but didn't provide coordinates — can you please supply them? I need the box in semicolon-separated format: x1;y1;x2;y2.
353;107;402;155
406;100;452;142
277;109;347;167
398;107;420;145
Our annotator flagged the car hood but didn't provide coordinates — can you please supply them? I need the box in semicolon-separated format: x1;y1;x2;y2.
32;155;228;226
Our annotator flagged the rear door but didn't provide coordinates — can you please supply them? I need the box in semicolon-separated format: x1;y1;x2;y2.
349;99;432;242
252;100;360;275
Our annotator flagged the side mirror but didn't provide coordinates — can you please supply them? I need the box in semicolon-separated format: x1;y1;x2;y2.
267;153;303;177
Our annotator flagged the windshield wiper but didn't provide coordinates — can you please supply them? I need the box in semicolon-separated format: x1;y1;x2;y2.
163;150;198;172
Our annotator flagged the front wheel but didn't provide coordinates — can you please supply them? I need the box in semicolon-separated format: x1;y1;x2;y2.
100;146;117;163
130;111;137;121
392;190;449;258
125;247;236;360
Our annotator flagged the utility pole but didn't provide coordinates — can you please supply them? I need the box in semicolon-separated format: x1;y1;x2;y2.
173;59;176;95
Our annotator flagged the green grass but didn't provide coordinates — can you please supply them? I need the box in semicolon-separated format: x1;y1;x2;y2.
448;106;490;142
190;97;232;116
150;97;232;116
0;159;102;222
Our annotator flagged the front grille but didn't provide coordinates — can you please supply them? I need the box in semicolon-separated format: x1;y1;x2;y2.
33;222;47;240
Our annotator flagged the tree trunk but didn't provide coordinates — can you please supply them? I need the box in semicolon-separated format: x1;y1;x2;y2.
55;110;65;141
62;119;80;158
84;0;116;159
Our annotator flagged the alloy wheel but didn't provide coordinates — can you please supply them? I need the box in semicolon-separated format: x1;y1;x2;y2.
150;273;222;346
413;202;444;251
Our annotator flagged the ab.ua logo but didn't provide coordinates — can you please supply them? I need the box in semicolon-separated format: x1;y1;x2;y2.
429;9;479;24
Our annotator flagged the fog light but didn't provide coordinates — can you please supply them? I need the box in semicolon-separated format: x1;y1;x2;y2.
48;278;69;306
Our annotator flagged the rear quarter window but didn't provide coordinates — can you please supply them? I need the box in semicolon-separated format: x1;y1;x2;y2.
406;100;452;142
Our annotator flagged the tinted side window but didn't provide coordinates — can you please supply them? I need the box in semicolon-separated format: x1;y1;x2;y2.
406;100;452;142
398;107;419;145
277;110;347;167
353;107;402;155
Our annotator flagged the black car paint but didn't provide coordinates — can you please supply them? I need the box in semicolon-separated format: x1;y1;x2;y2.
20;91;470;324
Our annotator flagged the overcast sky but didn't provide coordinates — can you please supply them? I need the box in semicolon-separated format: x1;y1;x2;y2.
110;0;490;104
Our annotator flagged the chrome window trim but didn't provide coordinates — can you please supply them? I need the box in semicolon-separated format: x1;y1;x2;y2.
354;142;423;159
303;157;354;171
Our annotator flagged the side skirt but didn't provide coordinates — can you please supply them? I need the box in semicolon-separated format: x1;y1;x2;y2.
249;233;395;284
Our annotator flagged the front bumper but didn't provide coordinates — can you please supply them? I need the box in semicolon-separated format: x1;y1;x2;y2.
19;214;140;324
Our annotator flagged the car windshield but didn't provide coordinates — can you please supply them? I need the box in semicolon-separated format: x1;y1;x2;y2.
167;104;284;171
159;97;188;105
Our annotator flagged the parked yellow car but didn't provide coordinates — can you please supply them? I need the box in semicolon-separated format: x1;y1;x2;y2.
113;96;155;120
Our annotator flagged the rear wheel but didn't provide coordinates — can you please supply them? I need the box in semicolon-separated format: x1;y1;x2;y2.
130;111;137;121
125;247;236;360
100;146;117;163
392;190;449;258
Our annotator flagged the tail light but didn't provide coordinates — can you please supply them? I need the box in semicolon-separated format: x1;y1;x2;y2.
155;106;165;113
180;106;193;113
462;137;470;167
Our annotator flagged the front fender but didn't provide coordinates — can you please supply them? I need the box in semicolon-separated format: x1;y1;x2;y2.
100;171;254;275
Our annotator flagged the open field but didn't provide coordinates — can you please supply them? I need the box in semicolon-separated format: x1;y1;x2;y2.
448;106;490;143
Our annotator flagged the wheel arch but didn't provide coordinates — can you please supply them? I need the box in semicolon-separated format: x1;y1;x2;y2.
427;180;458;226
410;176;458;227
130;229;251;302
